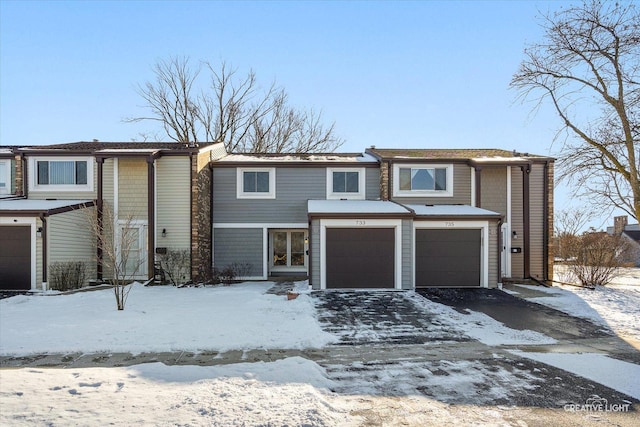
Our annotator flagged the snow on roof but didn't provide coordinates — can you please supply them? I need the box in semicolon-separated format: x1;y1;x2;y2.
220;152;378;163
407;204;501;217
308;199;411;214
0;199;93;212
471;156;531;163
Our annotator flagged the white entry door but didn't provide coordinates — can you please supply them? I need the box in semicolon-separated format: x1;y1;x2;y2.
118;221;147;279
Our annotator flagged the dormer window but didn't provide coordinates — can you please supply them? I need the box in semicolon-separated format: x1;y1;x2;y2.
327;168;365;200
393;163;453;197
29;157;94;192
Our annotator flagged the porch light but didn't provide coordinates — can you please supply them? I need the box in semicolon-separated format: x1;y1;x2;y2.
36;227;43;238
512;231;518;240
162;228;167;237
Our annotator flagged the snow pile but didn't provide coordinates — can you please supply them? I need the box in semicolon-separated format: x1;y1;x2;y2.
0;357;352;427
0;282;336;355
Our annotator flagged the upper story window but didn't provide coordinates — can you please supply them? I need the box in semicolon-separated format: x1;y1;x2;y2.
392;163;453;197
29;157;94;192
327;167;365;200
236;167;276;199
0;160;10;194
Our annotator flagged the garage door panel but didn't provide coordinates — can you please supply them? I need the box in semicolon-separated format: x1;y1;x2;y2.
326;228;394;289
0;226;31;290
416;228;481;287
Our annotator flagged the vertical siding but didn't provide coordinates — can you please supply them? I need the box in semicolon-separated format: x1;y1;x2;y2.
213;228;264;277
365;168;381;200
392;163;472;205
101;159;115;279
510;167;524;278
310;219;321;289
480;167;507;215
156;157;190;250
529;164;545;279
48;207;97;284
213;167;326;223
118;158;148;220
401;219;413;289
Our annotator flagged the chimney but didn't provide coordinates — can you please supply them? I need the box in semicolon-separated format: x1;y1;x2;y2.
613;215;628;235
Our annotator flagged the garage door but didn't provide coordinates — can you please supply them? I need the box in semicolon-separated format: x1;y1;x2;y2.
415;229;481;287
326;228;394;289
0;226;31;290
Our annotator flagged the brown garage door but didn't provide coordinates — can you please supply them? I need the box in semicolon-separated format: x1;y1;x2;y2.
326;228;395;289
0;226;31;290
415;229;481;287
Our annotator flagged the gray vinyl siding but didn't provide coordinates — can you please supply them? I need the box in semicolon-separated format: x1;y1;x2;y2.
401;218;413;289
36;218;42;289
310;219;320;289
510;167;524;278
213;228;264;277
391;163;472;205
156;157;190;250
480;167;507;215
529;163;545;280
213;166;381;224
48;207;97;285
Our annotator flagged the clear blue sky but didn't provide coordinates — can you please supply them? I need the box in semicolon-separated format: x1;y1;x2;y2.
0;0;617;229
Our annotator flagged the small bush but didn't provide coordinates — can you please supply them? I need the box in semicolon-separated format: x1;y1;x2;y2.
49;261;86;291
566;232;633;287
220;266;236;285
159;249;191;286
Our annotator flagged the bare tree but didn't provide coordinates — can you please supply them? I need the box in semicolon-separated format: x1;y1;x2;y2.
570;231;634;287
554;208;594;261
511;1;640;221
127;57;344;153
86;205;146;310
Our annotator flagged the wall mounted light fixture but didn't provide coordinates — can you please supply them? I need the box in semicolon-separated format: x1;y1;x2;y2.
162;228;167;237
512;231;518;239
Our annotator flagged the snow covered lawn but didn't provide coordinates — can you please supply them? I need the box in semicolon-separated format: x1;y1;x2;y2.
518;268;640;342
0;282;336;355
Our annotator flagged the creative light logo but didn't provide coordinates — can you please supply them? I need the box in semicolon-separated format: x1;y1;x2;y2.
563;395;631;412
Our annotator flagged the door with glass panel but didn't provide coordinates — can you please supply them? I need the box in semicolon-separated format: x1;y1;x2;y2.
269;230;308;274
117;222;147;279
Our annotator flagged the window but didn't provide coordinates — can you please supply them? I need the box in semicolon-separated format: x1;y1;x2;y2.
393;163;453;197
37;161;87;185
237;168;275;199
29;157;94;192
326;167;365;199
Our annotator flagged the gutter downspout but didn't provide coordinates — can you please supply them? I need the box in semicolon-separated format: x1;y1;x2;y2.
521;162;531;279
40;214;47;290
209;162;214;276
497;217;503;288
96;158;104;280
542;160;550;282
147;156;156;279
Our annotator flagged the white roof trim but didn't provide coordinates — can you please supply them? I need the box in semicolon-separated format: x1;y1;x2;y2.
0;199;93;211
408;204;501;217
308;199;411;214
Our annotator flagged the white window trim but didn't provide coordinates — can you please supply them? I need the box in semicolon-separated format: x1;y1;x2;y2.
326;167;366;200
413;220;490;288
28;156;94;193
319;218;403;290
0;159;10;195
115;219;148;281
236;167;276;199
392;163;453;198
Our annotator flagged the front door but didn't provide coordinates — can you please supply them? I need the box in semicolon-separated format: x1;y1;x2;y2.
117;222;147;280
270;229;308;274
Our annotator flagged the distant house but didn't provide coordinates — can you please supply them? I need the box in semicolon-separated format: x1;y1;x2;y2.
607;216;640;267
1;142;554;291
0;142;226;291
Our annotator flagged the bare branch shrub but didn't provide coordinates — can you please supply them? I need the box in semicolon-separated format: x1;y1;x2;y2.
86;204;146;310
567;232;634;287
49;261;87;291
159;249;191;286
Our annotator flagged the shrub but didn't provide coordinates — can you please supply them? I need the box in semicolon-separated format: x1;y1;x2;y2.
49;261;86;291
567;232;633;287
159;249;191;286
